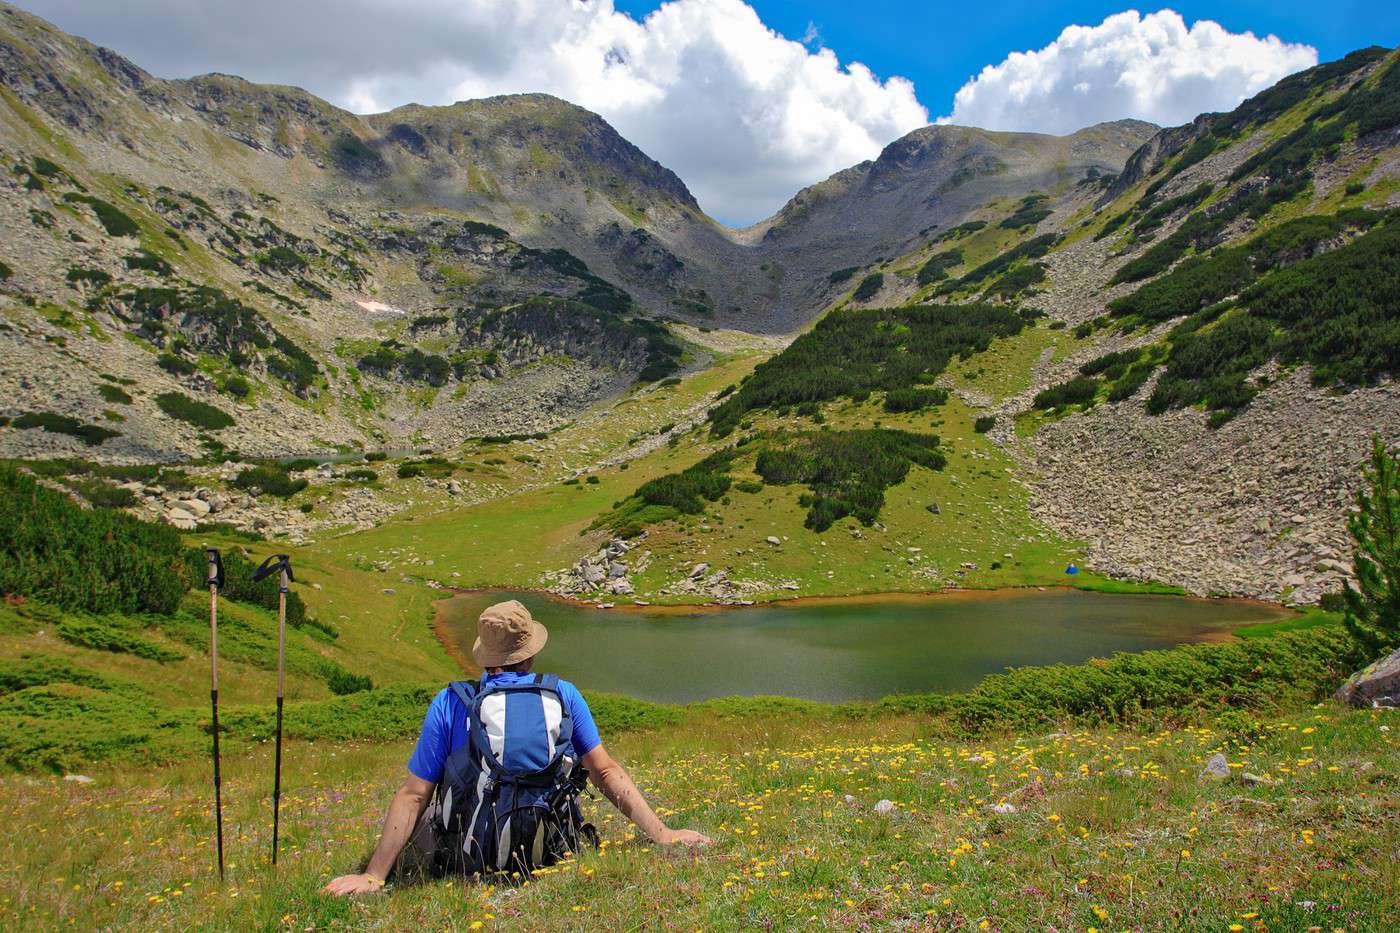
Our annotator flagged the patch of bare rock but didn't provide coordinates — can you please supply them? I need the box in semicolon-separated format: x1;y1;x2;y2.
1026;369;1400;604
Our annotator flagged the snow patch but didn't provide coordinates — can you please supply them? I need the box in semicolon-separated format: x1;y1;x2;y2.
355;300;407;317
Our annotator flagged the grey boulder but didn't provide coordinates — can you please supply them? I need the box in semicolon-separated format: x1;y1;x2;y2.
1334;647;1400;708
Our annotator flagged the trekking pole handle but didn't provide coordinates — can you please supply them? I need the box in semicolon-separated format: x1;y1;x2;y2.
205;547;224;590
252;553;294;589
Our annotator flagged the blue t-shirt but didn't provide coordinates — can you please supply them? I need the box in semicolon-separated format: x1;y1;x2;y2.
407;672;601;784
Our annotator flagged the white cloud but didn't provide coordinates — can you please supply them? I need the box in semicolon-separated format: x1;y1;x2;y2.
940;9;1317;135
21;0;927;225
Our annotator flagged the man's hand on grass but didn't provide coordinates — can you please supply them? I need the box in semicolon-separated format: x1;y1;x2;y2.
322;873;385;896
657;828;712;848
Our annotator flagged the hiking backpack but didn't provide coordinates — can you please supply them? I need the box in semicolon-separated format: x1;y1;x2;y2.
432;675;597;877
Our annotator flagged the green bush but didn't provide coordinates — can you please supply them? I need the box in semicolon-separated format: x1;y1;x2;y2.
0;465;192;614
344;468;377;482
753;430;945;531
708;303;1023;436
999;194;1051;229
828;266;859;284
851;273;884;301
96;383;131;404
154;392;234;430
61;194;139;237
883;387;948;413
223;374;250;398
68;478;136;509
0;684;195;772
124;250;172;275
879;625;1363;734
156;352;195;376
0;656;118;695
983;262;1046;298
941;234;1058;293
11;412;118;446
65;267;111;289
916;249;962;285
973;415;996;433
325;668;374;695
55;616;182;662
1080;348;1144;380
1032;375;1099;410
232;466;307;498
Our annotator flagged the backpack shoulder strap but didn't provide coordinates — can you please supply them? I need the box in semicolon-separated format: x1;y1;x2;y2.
448;680;479;709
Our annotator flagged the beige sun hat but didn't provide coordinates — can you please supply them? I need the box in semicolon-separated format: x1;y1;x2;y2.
472;599;549;667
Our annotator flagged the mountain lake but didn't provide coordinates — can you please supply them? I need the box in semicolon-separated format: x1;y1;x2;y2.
436;588;1291;703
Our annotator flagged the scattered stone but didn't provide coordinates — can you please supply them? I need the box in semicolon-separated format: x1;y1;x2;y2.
162;506;197;530
765;536;781;546
63;774;93;784
1240;772;1276;787
925;503;940;514
1199;753;1230;781
873;799;896;815
381;588;396;595
689;563;710;578
988;802;1016;815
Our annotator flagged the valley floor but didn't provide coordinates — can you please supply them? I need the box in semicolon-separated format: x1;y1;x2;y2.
6;700;1396;931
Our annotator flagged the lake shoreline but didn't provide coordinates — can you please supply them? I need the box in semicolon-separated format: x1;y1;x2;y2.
431;585;1291;679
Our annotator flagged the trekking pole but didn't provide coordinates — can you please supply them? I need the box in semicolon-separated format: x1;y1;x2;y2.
205;547;226;881
252;553;294;865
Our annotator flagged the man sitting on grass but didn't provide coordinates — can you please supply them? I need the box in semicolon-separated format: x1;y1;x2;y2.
324;599;709;894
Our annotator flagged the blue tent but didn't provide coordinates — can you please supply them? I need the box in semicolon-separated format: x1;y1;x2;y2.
1064;564;1079;575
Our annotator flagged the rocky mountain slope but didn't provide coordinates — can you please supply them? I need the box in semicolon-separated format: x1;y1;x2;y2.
3;5;1399;611
0;2;1154;461
548;45;1400;608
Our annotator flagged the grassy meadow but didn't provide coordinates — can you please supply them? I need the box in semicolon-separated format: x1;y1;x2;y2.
4;696;1396;930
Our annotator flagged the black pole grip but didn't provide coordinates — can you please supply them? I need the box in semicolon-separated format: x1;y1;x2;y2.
252;553;293;585
204;547;224;590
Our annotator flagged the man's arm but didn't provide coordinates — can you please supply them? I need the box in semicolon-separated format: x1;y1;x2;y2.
323;773;435;895
580;744;710;848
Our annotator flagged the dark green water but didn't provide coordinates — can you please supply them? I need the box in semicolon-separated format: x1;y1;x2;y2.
438;589;1288;703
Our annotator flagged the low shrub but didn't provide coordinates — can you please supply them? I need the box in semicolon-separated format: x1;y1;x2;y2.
68;478;136;509
0;465;192;615
61;194;139;237
156;352;195;376
883;387;948;413
880;624;1364;734
55;616;182;662
973;415;996;433
96;383;131;404
232;466;307;498
1032;375;1099;410
754;430;945;531
852;273;884;301
154;392;234;430
11;412;117;446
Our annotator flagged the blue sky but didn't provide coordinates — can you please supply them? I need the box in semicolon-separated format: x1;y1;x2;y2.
617;0;1400;119
20;1;1400;224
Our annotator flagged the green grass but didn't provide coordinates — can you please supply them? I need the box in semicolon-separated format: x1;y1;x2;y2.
1;691;1393;930
1234;607;1341;638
